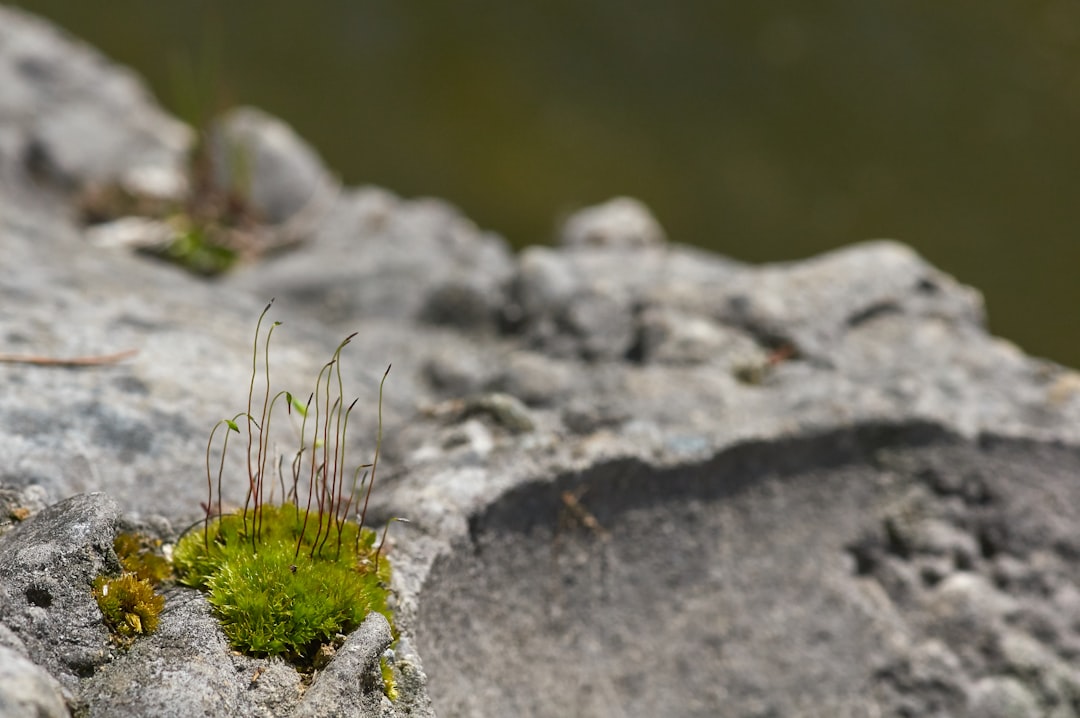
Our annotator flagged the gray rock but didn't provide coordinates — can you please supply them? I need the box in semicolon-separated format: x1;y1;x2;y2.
446;393;536;434
80;589;300;718
485;350;576;407
209;105;337;225
0;483;50;538
879;487;980;568
6;7;1080;717
714;239;986;361
636;306;765;366
421;346;497;399
229;188;516;328
505;246;648;360
559;196;667;248
418;277;502;331
409;431;1080;717
966;676;1041;718
0;5;191;194
0;492;120;692
0;644;70;718
383;635;437;718
513;246;582;320
925;573;1014;656
293;612;399;718
873;639;968;717
83;215;175;250
559;286;637;360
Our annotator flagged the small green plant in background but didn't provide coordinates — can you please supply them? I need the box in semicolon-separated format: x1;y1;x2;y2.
76;143;259;277
77;31;266;277
172;301;399;669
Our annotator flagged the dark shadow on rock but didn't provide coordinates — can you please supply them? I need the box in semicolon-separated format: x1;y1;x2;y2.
416;424;1080;718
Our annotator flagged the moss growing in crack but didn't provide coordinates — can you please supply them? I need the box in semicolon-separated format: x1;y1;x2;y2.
114;532;173;584
173;301;400;670
93;574;165;643
93;531;170;645
380;656;399;701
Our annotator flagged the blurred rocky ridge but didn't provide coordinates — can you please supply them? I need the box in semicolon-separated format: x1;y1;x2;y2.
3;5;1080;717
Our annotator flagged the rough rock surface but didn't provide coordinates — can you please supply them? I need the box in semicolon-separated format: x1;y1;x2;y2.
0;5;191;195
0;493;121;692
558;195;667;249
292;612;395;718
0;643;69;718
4;6;1080;717
209;105;338;225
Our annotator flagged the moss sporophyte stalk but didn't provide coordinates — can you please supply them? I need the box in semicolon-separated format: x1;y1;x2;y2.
172;300;399;667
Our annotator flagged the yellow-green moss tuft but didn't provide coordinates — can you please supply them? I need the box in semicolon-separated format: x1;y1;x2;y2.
114;532;173;584
93;573;166;641
380;656;399;701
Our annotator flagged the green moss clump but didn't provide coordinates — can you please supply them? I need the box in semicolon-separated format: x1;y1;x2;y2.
177;304;399;671
173;502;393;663
93;573;166;641
75;136;252;277
114;532;173;584
159;224;239;276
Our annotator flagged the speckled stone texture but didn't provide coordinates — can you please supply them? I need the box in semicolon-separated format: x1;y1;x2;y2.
3;5;1080;717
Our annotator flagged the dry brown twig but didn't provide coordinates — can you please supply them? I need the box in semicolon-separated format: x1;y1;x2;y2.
0;349;138;367
560;486;610;540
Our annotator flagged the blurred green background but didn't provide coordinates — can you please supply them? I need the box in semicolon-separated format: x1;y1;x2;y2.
14;0;1080;368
